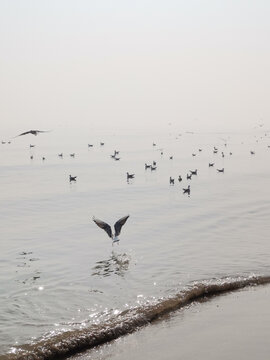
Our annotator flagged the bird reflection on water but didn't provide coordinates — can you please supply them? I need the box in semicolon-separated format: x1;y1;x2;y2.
92;252;130;277
15;251;41;285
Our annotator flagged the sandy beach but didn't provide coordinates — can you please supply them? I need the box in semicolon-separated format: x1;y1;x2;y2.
70;284;270;360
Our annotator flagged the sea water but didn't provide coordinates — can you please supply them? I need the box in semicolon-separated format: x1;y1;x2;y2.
1;128;270;358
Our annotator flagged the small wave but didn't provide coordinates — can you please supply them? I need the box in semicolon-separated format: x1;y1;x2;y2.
5;274;270;360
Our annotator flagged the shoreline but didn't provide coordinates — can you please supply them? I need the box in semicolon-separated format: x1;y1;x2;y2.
69;284;270;360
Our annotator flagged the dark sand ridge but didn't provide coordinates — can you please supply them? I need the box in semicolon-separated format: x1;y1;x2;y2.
73;282;270;360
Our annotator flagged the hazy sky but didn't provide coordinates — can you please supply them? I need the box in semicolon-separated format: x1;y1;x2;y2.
1;0;270;136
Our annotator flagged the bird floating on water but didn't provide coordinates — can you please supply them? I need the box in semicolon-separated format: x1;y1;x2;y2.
183;185;190;194
14;130;51;137
217;168;224;173
93;215;130;243
127;172;135;179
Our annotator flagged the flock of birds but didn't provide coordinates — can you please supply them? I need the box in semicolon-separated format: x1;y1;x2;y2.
2;127;269;243
123;141;230;196
2;129;132;244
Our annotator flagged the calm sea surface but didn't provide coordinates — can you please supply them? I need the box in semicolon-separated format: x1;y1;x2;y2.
1;128;270;357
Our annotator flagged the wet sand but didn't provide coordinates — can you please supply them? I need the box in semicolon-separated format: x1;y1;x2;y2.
70;284;270;360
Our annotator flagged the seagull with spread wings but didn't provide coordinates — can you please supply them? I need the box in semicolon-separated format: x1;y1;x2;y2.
14;130;51;137
93;215;130;244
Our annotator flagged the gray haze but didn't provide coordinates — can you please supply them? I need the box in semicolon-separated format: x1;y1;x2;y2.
1;0;270;136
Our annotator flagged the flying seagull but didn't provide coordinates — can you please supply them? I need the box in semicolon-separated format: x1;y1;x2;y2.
14;130;51;137
93;215;129;243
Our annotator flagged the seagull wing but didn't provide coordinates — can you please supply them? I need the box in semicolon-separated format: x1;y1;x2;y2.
114;215;129;237
14;131;32;137
34;130;51;133
93;217;112;238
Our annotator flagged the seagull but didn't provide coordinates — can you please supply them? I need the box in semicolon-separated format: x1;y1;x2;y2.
187;173;192;180
190;169;197;175
183;185;190;194
14;130;51;137
169;176;174;185
93;215;130;243
127;172;135;179
209;162;214;167
145;163;151;169
69;175;77;181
